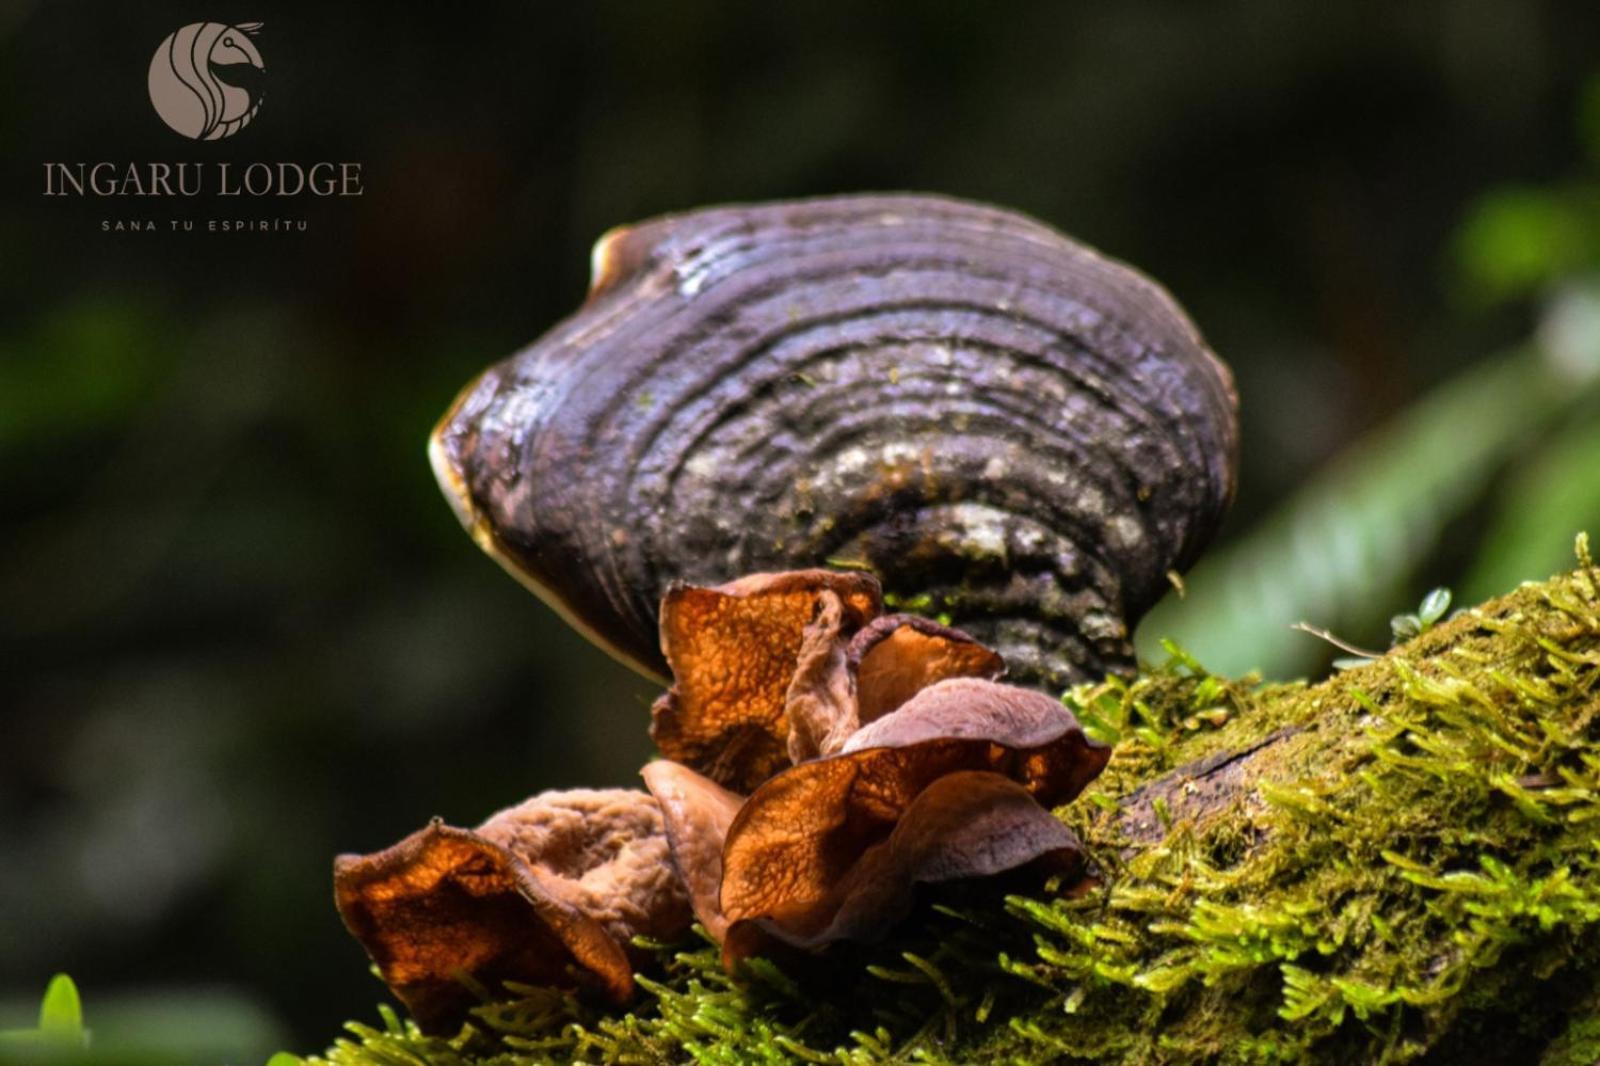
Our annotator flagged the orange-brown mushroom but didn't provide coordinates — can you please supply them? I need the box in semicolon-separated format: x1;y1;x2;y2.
850;614;1006;724
783;588;860;764
640;759;744;941
786;611;1006;763
650;569;882;790
717;677;1108;964
332;789;690;1033
724;770;1084;961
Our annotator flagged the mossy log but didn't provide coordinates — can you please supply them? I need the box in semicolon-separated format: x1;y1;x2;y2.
307;565;1600;1066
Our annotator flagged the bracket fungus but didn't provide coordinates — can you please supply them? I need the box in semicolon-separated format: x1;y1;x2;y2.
429;193;1238;689
332;789;690;1033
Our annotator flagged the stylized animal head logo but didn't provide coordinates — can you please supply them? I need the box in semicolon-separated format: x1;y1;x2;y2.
148;22;265;140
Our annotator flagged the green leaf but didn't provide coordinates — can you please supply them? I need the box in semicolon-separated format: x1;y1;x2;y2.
265;1053;303;1066
37;974;83;1042
1462;403;1600;602
1580;72;1600;165
1391;614;1422;642
1418;588;1452;625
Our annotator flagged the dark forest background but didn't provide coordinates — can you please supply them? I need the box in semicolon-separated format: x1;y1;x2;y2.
3;2;1600;1060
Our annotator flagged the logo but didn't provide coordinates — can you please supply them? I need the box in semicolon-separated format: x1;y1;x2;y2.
147;22;265;140
41;19;364;233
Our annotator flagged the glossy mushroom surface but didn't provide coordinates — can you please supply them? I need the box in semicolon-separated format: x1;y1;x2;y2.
431;193;1239;687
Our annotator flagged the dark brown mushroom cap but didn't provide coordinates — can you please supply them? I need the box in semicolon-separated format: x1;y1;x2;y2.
332;789;690;1033
429;193;1239;689
717;677;1109;963
640;759;745;942
650;569;882;790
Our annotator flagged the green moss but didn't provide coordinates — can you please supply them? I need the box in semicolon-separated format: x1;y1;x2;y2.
300;565;1600;1065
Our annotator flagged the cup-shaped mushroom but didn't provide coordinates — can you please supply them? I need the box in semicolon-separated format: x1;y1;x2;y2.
640;759;745;942
651;569;882;790
648;677;1109;966
724;770;1084;962
332;789;690;1032
786;610;1006;763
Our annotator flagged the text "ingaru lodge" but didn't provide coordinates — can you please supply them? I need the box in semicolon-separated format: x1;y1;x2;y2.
42;162;364;197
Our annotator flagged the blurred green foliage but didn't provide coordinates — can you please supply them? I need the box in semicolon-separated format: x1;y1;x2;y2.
0;974;87;1054
1141;74;1600;678
0;974;287;1066
1454;76;1600;306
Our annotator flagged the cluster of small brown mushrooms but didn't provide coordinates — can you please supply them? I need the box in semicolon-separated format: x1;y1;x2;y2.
333;568;1111;1032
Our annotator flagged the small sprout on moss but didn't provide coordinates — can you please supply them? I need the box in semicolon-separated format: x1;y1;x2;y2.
1392;586;1453;642
1158;638;1204;675
1181;707;1230;730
